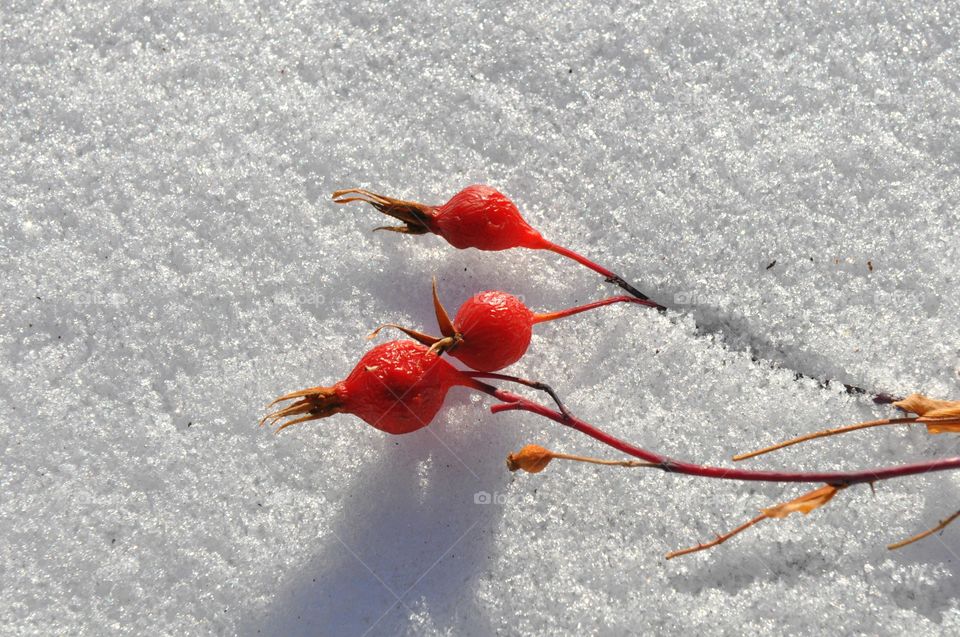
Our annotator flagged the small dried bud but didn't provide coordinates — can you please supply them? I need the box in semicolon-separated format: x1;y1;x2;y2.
506;444;555;473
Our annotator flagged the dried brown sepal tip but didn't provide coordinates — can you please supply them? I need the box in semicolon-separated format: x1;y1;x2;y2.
422;277;463;356
365;279;463;357
666;484;843;559
894;393;960;433
332;188;434;235
260;386;344;433
506;445;554;473
367;322;442;348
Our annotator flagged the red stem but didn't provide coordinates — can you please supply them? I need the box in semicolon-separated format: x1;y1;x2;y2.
541;241;668;311
462;370;571;416
532;295;659;324
477;385;960;486
541;241;618;279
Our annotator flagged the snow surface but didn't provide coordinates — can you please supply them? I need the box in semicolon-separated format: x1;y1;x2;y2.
2;1;959;635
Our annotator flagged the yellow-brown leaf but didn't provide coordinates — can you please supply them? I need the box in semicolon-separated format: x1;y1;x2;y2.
894;393;960;417
762;485;840;519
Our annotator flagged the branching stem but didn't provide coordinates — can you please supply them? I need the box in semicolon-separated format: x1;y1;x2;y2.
476;385;960;485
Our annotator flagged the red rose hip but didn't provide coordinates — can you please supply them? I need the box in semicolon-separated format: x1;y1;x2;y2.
333;184;666;309
371;281;656;373
261;339;476;434
452;290;534;371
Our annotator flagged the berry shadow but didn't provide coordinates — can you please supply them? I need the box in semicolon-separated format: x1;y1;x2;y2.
243;393;517;636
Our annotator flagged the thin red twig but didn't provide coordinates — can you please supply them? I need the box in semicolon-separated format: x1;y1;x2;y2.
477;385;960;485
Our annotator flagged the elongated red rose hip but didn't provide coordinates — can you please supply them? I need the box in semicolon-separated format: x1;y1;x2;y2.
372;281;656;372
333;184;664;307
430;185;548;251
261;340;479;434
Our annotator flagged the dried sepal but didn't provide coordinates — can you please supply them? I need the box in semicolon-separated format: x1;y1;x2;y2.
367;323;441;348
924;420;960;434
918;402;960;433
431;278;457;339
260;386;344;432
332;188;434;235
894;393;958;416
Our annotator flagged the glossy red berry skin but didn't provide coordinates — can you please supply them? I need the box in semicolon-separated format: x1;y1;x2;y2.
340;340;463;434
431;185;548;251
451;291;534;372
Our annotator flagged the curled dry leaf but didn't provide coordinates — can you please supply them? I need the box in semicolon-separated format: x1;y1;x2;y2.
666;484;844;559
762;484;842;519
894;393;960;434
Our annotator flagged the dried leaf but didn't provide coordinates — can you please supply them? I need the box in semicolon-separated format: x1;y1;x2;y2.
924;403;960;420
762;485;840;519
892;394;960;435
924;420;960;434
894;393;960;417
917;402;960;434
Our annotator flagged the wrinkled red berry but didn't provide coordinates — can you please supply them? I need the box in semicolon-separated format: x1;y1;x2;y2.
451;290;534;372
262;340;471;435
371;282;651;374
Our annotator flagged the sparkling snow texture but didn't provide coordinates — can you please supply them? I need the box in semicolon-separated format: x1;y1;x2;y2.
2;1;959;635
